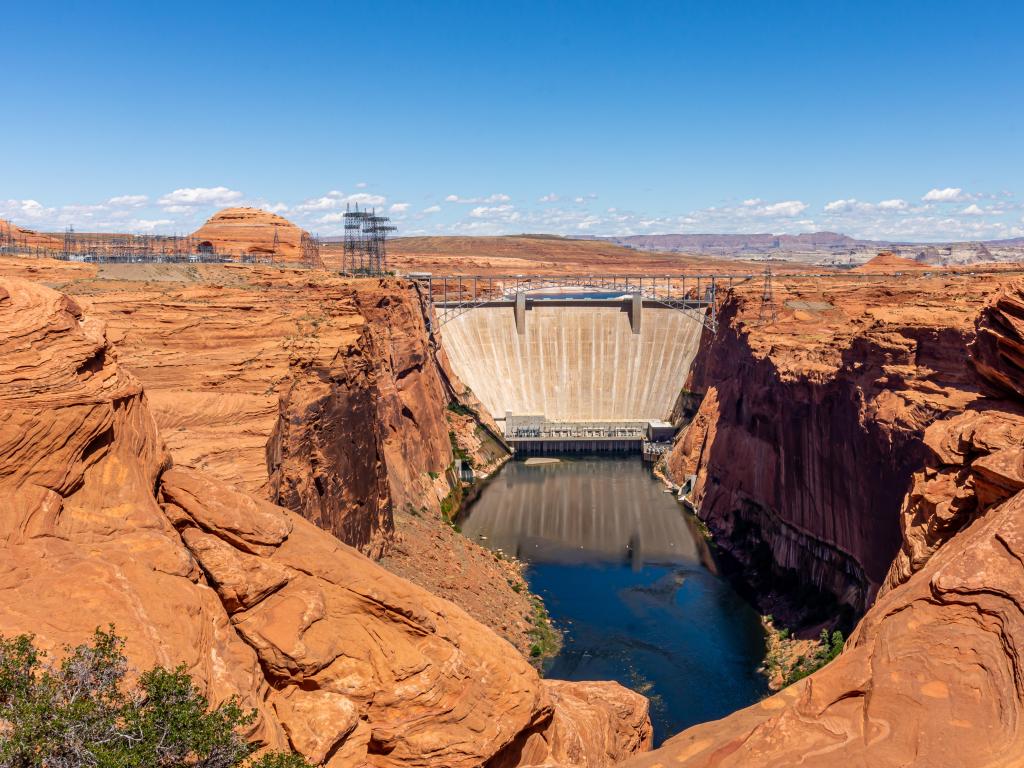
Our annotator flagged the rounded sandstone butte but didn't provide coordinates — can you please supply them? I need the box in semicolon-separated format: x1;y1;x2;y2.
191;207;312;262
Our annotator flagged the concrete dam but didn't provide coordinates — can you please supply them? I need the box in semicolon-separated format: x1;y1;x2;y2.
438;295;707;449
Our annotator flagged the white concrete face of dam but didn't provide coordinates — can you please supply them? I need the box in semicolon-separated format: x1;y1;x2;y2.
439;301;705;423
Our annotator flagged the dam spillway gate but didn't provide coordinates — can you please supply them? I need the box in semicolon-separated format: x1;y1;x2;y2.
417;273;755;452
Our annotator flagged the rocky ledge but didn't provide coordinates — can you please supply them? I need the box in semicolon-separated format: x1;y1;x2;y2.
648;275;1024;766
3;256;536;654
0;276;652;767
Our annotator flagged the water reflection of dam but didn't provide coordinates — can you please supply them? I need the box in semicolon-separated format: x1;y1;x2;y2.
458;458;700;565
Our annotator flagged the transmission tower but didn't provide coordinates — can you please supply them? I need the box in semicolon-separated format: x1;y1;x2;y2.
759;267;778;324
365;209;397;274
343;204;369;273
341;204;395;275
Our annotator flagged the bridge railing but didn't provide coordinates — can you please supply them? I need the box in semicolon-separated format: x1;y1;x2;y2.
506;424;647;441
409;273;756;331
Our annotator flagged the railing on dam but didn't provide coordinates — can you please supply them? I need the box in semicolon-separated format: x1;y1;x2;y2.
408;273;757;331
506;423;647;441
503;416;678;454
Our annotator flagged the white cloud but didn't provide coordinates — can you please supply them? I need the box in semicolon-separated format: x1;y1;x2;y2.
825;198;908;214
128;218;174;231
446;193;511;204
346;192;386;207
877;198;908;210
296;192;344;211
107;194;148;207
825;198;858;212
923;187;966;202
296;190;385;212
1;199;53;220
158;186;243;207
355;182;368;189
469;204;516;218
2;184;1020;244
760;200;808;217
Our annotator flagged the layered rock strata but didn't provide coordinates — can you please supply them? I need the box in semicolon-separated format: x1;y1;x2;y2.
0;276;651;767
637;277;1024;767
2;258;532;649
665;275;997;618
191;207;313;263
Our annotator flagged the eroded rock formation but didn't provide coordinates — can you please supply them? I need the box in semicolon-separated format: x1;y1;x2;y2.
0;275;651;767
665;276;993;618
2;258;530;650
78;271;454;558
642;277;1024;767
192;207;315;263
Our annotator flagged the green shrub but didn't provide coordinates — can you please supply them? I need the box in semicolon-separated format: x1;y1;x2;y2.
0;627;310;768
785;629;845;685
525;597;560;664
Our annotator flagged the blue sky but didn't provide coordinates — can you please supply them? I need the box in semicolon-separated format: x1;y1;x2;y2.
3;0;1022;241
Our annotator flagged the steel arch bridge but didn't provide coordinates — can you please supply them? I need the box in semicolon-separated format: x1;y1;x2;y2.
407;273;756;332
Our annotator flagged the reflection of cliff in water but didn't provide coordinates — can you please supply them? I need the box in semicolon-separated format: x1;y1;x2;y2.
458;457;700;566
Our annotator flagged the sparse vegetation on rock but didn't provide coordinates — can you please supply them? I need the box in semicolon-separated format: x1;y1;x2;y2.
0;628;309;768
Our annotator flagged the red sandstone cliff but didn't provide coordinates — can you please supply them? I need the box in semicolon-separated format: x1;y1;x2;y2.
0;276;651;767
665;276;991;619
264;278;457;558
0;256;534;656
639;276;1024;767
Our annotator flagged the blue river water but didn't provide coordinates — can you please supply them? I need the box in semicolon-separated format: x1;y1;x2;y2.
458;456;766;744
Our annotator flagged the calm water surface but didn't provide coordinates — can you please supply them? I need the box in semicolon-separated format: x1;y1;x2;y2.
458;456;766;744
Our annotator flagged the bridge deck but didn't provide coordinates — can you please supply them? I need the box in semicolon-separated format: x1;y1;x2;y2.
408;272;749;331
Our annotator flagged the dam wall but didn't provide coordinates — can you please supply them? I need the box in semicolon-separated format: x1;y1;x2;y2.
439;300;706;423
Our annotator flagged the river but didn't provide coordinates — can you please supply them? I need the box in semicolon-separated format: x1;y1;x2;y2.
458;455;766;744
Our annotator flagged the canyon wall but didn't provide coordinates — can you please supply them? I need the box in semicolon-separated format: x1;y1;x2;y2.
628;277;1024;767
81;270;455;558
0;275;651;767
664;277;990;617
0;258;542;654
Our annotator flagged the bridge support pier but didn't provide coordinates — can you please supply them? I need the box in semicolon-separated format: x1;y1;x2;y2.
515;292;527;334
630;293;642;334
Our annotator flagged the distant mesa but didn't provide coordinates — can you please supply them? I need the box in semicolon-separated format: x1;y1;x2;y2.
599;232;1024;267
852;251;932;274
191;207;310;263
